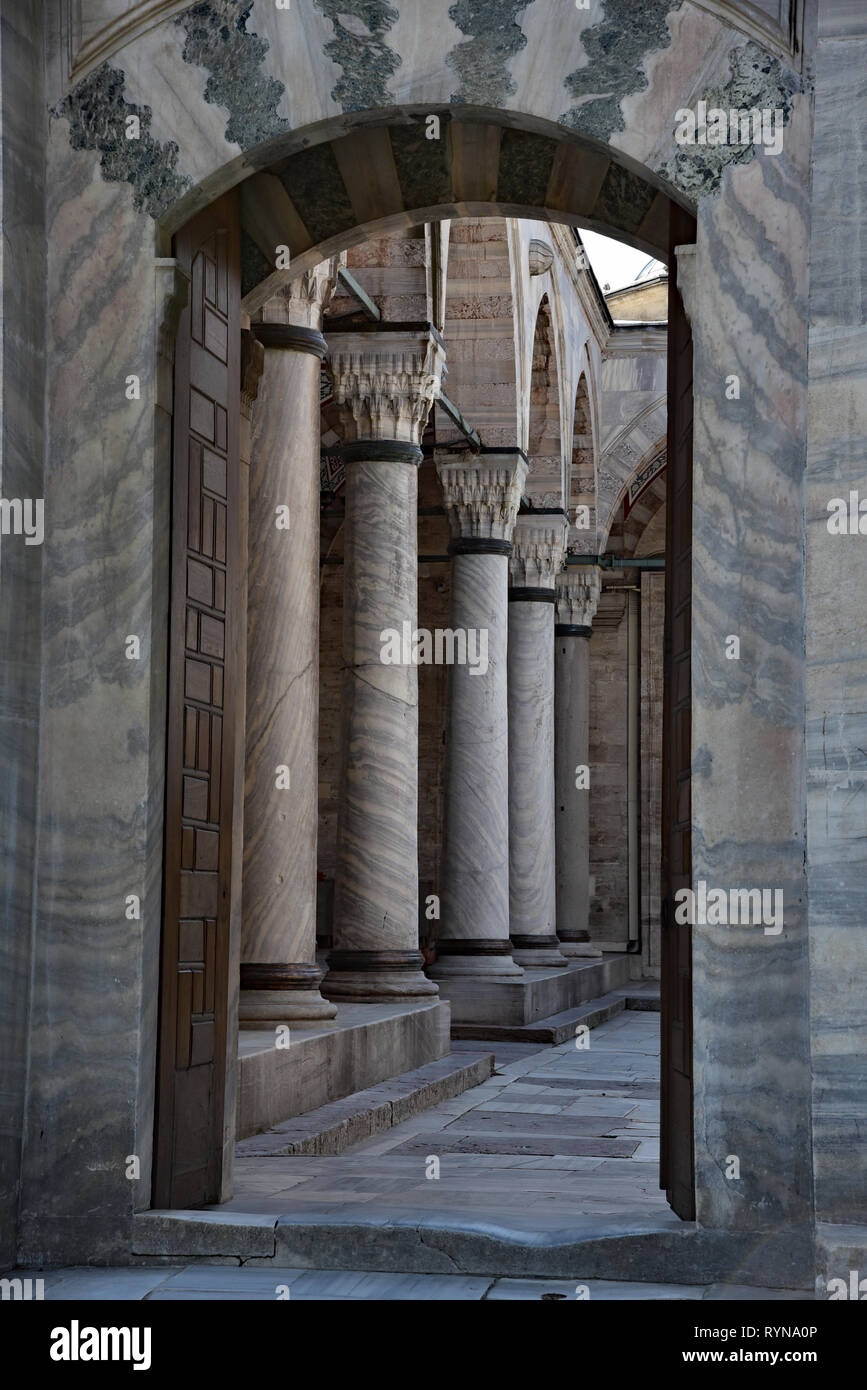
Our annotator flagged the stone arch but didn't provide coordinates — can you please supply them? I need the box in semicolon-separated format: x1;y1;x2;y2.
144;110;682;309
605;438;668;560
525;294;564;506
597;402;668;552
567;360;597;554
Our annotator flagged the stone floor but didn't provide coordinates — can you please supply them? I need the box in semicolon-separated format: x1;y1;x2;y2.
11;1012;813;1298
10;1017;816;1295
223;1009;668;1223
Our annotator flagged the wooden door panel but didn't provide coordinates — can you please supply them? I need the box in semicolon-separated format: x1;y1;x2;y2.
660;201;696;1220
153;192;240;1210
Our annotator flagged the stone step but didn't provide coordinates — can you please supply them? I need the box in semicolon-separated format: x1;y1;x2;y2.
624;988;661;1012
608;980;661;1012
435;954;632;1028
235;1051;495;1158
451;990;627;1044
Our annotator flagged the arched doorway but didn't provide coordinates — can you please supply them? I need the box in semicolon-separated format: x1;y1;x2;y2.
151;111;696;1218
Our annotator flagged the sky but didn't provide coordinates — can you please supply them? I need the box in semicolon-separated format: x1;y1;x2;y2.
580;229;666;294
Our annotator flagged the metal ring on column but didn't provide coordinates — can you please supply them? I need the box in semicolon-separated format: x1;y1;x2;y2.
251;322;328;359
554;623;592;637
448;537;513;557
341;440;424;467
509;587;557;603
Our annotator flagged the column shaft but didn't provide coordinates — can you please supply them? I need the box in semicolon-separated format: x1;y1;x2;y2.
239;268;339;1027
324;327;445;1000
430;453;527;979
508;517;568;967
554;567;601;957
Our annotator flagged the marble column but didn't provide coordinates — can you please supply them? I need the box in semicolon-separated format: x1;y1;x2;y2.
428;450;528;982
508;515;569;967
239;262;340;1027
554;565;602;957
324;326;446;1001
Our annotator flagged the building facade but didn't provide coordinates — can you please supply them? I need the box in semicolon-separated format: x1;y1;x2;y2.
0;0;864;1292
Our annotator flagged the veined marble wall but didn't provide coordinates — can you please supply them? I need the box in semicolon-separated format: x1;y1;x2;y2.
806;1;867;1238
6;0;816;1264
0;0;45;1272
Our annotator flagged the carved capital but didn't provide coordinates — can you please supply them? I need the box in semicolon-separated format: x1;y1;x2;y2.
555;565;602;627
329;326;446;446
509;514;568;589
258;254;343;331
435;450;528;541
240;329;265;417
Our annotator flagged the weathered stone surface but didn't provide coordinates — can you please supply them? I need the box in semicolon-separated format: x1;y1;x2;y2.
237;1051;493;1156
438;956;630;1027
237;999;451;1139
132;1211;277;1260
451;992;626;1045
805;13;867;1230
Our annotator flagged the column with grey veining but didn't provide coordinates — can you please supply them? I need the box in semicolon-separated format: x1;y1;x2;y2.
508;515;569;967
428;450;528;982
239;262;340;1027
554;564;602;957
324;327;446;1001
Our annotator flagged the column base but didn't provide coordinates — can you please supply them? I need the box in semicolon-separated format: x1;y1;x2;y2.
427;939;524;981
322;950;439;1002
509;934;570;968
238;963;337;1029
557;929;603;959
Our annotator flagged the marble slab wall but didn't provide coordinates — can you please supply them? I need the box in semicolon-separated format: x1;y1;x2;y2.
0;0;45;1273
805;3;867;1231
682;96;814;1236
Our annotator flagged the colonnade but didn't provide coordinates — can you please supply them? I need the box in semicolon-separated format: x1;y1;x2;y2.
238;287;603;1020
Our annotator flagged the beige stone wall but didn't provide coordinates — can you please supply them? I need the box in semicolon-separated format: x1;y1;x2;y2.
605;279;668;323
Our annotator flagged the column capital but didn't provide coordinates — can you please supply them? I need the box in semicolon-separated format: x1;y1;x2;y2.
256;255;343;331
328;325;446;447
509;513;569;590
555;564;602;629
435;449;528;544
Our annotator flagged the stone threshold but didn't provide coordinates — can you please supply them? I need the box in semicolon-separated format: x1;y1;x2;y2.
451;989;626;1044
236;1051;494;1158
129;1209;814;1290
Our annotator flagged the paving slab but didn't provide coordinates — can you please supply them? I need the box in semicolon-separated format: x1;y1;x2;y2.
387;1134;640;1158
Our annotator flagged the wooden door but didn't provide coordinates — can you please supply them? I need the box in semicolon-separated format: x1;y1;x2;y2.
660;202;696;1220
153;192;240;1209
